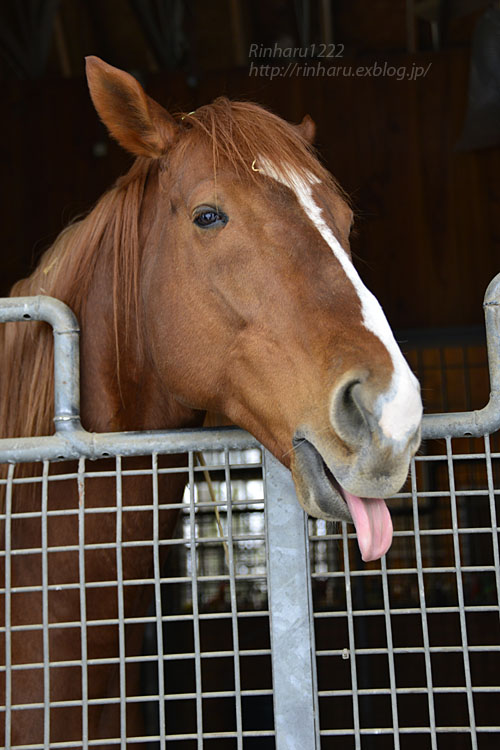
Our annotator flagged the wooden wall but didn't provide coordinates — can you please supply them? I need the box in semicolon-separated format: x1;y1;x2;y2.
1;47;498;329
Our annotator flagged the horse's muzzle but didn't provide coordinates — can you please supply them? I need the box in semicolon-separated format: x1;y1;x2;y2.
288;427;420;561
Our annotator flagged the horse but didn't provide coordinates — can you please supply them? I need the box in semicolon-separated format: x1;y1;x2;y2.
0;56;422;747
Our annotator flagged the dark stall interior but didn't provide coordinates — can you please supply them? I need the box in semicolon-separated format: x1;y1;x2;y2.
1;2;500;748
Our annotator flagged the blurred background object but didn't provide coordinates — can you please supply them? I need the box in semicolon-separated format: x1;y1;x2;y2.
457;4;500;150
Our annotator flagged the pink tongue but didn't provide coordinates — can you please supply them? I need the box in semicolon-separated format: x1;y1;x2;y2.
342;489;393;562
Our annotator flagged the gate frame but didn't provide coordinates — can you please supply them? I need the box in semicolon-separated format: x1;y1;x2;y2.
1;271;500;748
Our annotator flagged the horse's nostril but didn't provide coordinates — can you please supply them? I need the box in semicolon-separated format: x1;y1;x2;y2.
331;372;422;451
342;380;360;408
331;377;369;448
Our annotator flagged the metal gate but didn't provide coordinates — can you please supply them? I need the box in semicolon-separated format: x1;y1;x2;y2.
0;275;499;749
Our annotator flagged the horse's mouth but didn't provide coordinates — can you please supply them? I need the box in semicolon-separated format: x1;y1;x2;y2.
290;437;393;562
290;437;352;521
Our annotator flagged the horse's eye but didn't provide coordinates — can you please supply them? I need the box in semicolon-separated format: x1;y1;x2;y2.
193;207;228;229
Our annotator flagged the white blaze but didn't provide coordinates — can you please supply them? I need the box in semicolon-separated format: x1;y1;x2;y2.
259;158;422;442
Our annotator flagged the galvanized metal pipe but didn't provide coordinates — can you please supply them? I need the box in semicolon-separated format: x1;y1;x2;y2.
1;271;500;458
0;295;81;432
264;449;320;749
422;272;500;439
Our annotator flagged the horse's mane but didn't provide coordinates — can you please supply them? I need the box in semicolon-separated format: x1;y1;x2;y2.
0;97;344;441
0;157;152;439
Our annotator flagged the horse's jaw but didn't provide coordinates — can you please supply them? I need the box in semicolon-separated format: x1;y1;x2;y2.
289;438;395;563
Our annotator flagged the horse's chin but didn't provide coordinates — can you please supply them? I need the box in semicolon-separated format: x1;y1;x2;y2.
290;438;352;523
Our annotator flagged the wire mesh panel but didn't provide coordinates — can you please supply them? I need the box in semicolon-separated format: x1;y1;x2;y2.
0;448;275;749
310;434;500;749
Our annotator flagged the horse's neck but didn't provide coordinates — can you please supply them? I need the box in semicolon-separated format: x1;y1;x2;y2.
78;282;201;435
77;238;203;436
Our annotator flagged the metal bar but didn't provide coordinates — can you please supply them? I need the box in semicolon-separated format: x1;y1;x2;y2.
263;449;319;750
115;456;127;748
224;448;243;748
410;459;438;750
0;295;80;431
0;651;273;669
151;454;166;748
380;554;400;748
41;461;50;747
0;686;275;703
3;464;14;749
320;726;500;736
445;437;478;750
77;458;89;746
424;273;500;438
342;522;361;749
0;426;259;464
2;393;500;461
187;451;204;748
484;435;500;623
1;272;500;460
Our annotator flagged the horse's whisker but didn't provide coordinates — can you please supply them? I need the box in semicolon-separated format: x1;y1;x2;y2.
282;438;307;460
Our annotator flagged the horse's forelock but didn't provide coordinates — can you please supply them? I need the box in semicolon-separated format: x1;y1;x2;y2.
174;99;348;202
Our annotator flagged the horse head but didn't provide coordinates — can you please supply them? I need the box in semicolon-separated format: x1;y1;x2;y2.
86;57;422;562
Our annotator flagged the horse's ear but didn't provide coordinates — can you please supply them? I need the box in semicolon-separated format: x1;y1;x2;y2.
85;56;178;158
296;114;316;144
